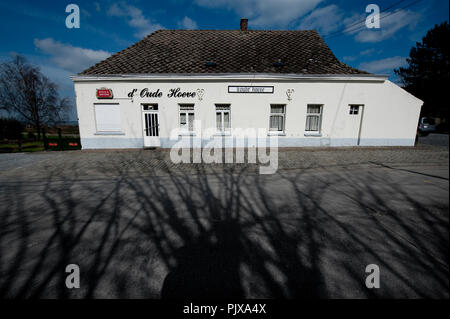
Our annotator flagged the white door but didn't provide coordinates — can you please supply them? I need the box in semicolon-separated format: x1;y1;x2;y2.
348;105;364;145
142;110;160;147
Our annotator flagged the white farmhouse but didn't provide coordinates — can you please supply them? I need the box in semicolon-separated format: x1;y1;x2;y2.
72;19;423;149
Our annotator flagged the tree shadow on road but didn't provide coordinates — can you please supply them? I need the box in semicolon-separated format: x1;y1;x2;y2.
0;150;448;298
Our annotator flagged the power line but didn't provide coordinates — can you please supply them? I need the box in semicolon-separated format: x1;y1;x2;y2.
324;0;423;40
323;0;409;38
323;0;423;40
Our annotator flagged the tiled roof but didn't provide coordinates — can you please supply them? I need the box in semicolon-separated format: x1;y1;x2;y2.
80;30;368;75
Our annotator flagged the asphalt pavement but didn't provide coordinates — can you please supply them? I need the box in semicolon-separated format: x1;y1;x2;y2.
0;144;448;298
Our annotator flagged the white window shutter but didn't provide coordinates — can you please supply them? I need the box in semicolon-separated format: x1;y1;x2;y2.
95;104;121;132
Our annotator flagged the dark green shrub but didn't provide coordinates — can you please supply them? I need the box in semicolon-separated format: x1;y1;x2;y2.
0;118;25;140
27;131;36;140
45;137;81;151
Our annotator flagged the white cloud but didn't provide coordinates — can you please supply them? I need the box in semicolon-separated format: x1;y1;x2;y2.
360;48;375;56
195;0;323;28
107;3;125;16
342;56;357;62
298;5;344;33
353;10;420;43
82;8;92;18
358;56;407;73
343;48;377;62
178;16;198;29
107;2;164;38
34;38;111;73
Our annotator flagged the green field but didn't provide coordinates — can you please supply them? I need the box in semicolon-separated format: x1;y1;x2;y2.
0;137;81;153
1;124;81;153
0;140;45;153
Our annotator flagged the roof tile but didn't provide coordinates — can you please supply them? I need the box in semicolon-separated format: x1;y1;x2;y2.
80;30;368;75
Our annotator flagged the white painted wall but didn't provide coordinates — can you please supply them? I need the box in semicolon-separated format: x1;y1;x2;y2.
73;76;423;149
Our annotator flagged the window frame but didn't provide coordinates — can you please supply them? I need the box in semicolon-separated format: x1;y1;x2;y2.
269;104;286;134
179;104;195;134
349;104;361;115
142;103;158;111
215;104;231;134
305;104;323;134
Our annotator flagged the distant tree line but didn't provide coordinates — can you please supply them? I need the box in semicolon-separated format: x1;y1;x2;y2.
395;21;449;125
0;55;70;140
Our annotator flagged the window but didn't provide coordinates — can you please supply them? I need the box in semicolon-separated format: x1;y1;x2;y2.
422;117;435;125
179;104;195;131
270;105;285;132
94;103;121;132
305;104;323;132
216;104;231;132
349;105;360;115
143;104;158;111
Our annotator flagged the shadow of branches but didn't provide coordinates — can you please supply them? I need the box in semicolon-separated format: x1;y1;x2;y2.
0;150;448;298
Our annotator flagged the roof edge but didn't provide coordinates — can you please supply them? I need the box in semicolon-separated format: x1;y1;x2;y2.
72;73;388;82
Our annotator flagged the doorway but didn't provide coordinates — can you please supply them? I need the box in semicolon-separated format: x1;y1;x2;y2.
142;104;160;147
349;104;364;146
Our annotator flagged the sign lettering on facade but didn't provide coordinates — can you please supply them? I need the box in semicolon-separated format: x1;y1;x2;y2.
228;86;274;94
96;88;113;99
127;88;196;98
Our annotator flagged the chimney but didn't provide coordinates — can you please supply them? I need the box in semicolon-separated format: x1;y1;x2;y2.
240;18;248;31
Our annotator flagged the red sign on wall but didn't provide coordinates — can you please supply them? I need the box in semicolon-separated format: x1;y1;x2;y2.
96;88;113;99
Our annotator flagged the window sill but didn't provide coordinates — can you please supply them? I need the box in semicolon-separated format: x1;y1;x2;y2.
95;131;125;136
304;132;322;137
178;132;196;136
214;131;232;136
268;131;286;136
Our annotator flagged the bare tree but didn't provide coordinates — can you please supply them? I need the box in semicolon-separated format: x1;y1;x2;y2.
0;55;70;139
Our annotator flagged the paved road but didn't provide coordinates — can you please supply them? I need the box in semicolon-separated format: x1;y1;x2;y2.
0;147;448;298
0;153;54;172
418;133;449;147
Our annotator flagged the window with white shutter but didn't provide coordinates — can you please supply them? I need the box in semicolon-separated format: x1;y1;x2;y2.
94;103;122;132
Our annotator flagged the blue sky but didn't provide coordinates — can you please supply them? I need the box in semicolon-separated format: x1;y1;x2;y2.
0;0;448;120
